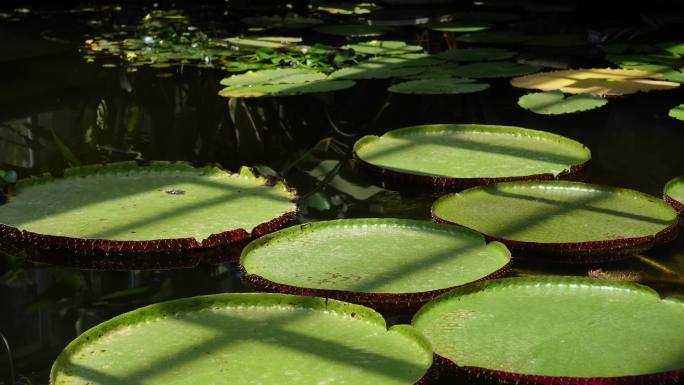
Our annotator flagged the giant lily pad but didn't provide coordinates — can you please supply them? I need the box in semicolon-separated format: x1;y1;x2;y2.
445;61;540;79
241;219;511;311
429;21;491;33
342;40;423;55
219;79;355;98
412;276;684;383
51;293;433;385
241;15;323;29
664;176;684;213
510;68;680;96
330;55;441;80
0;162;298;269
353;124;591;188
518;91;608;115
388;79;489;95
432;181;679;262
314;24;393;37
219;68;354;98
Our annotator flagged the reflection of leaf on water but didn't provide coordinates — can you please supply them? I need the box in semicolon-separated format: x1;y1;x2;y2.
24;274;82;314
306;160;384;201
51;128;81;167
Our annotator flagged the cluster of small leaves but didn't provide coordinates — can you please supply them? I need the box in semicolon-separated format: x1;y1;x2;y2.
604;41;684;84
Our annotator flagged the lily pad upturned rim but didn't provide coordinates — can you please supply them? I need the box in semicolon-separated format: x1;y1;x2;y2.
0;161;298;268
411;276;684;385
664;176;684;214
51;292;434;385
431;181;679;262
240;218;512;310
353;124;591;189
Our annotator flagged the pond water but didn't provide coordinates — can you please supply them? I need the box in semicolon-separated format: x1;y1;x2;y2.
1;2;683;384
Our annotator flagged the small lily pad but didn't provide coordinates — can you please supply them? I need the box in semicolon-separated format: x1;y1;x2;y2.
342;40;423;55
446;61;540;78
52;293;433;385
429;21;491;33
669;104;684;121
510;68;680;96
354;124;590;188
309;1;380;15
518;91;608;115
664;176;684;213
434;47;515;62
432;181;679;262
456;31;529;44
0;162;298;269
412;276;684;383
314;24;393;37
388;79;489;95
241;218;511;311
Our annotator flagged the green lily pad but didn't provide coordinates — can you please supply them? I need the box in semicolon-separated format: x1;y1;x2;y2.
412;276;684;382
220;68;326;87
664;176;684;213
388;79;489;94
446;61;540;78
432;181;678;261
309;1;380;15
241;15;324;29
518;91;608;115
669;104;684;121
429;21;491;33
51;293;433;385
225;36;303;49
329;55;440;80
450;11;520;22
413;276;684;385
241;219;511;310
353;124;590;188
434;47;515;62
314;24;393;37
0;162;297;268
342;40;423;55
219;79;355;98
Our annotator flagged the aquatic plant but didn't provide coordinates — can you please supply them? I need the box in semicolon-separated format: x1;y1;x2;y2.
518;91;608;115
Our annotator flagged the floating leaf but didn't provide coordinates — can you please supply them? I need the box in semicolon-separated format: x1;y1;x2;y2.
241;218;510;310
329;55;440;80
52;293;433;385
510;68;680;96
225;36;302;49
429;21;491;33
220;68;326;87
669;104;684;121
354;124;590;188
309;1;381;15
434;47;515;62
0;162;297;268
388;79;489;94
664;176;684;213
342;40;423;55
518;91;608;115
219;79;355;98
446;61;540;78
413;276;684;382
314;24;393;37
432;181;678;261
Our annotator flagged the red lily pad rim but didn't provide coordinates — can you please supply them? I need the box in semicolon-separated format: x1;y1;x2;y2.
664;176;684;214
240;218;512;309
0;161;299;255
51;292;434;385
431;181;679;258
352;124;591;189
412;276;684;385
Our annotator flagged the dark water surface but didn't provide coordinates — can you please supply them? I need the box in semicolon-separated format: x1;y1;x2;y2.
1;2;684;384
